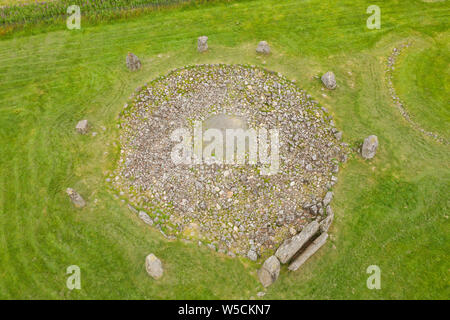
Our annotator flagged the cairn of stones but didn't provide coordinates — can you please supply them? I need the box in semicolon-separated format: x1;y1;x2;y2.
111;64;348;262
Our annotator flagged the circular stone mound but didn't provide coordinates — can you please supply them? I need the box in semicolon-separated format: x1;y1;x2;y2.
113;64;347;257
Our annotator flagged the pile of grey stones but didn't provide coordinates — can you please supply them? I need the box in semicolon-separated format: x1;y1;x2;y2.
112;63;349;259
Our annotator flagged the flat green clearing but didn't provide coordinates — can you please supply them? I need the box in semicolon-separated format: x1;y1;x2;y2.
0;0;449;299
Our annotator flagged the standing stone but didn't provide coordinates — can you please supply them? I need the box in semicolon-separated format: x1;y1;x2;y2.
323;191;333;207
288;233;329;271
256;41;270;54
321;71;337;90
320;206;334;233
275;221;320;264
126;52;141;71
258;256;280;287
145;253;163;279
75;120;89;135
361;135;378;159
66;188;86;208
197;36;208;52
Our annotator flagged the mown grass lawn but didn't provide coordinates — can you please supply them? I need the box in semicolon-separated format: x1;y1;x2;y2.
0;0;449;299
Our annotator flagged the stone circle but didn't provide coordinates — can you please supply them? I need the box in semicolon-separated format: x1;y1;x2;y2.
112;64;347;258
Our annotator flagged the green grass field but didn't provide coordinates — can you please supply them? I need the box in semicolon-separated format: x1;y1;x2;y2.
0;0;449;299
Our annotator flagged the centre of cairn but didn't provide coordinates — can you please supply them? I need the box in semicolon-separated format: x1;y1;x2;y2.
112;64;347;260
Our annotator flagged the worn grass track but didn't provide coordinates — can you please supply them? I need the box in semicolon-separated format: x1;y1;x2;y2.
0;0;449;299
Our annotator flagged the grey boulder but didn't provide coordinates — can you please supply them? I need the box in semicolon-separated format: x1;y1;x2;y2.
320;206;334;233
145;253;163;279
361;135;378;159
139;211;153;225
256;41;270;54
321;71;337;90
258;255;280;287
197;36;208;52
126;52;141;71
75;120;89;134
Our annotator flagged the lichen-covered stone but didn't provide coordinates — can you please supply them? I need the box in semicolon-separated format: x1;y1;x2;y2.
361;135;378;159
145;253;163;279
256;41;270;54
275;221;320;263
321;71;336;90
258;255;280;287
126;52;141;71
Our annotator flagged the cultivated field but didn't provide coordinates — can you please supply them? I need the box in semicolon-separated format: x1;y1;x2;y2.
0;0;448;299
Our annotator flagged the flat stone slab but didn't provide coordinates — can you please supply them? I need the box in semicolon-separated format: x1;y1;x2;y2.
288;232;328;271
275;220;320;264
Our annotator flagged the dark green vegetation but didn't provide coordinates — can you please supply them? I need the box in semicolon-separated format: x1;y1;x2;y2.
0;0;448;299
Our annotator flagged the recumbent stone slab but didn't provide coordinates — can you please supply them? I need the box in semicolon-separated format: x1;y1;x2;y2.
275;220;320;264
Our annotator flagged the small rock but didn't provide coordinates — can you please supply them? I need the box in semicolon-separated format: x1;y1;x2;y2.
197;36;208;52
247;249;258;261
258;256;280;287
145;253;163;279
323;191;333;207
75;120;89;134
256;41;270;54
66;188;86;208
126;52;141;71
139;211;153;225
321;71;337;90
257;291;266;297
361;135;378;159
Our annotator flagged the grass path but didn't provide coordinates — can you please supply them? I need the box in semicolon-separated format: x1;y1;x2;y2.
0;0;449;299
